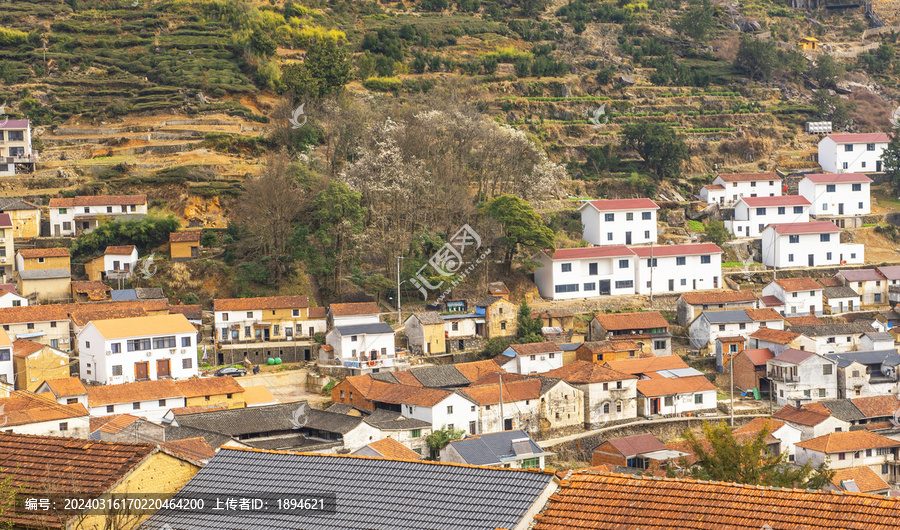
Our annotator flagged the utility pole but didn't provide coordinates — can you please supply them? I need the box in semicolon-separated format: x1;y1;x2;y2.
730;354;735;427
396;256;404;325
649;243;654;307
499;372;504;431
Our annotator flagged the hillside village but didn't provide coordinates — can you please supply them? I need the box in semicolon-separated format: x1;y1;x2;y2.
5;0;900;526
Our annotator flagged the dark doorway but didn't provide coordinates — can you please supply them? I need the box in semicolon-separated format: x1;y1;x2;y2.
504;418;513;430
599;280;610;296
808;254;814;267
625;231;632;245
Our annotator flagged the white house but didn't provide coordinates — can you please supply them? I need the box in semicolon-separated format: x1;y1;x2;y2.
767;349;838;406
795;431;900;483
727;196;811;239
689;308;784;351
637;374;718;416
817;133;889;174
100;245;139;280
440;430;553;469
836;269;886;307
0;391;89;438
791;323;877;355
577;198;659;246
826;349;900;399
48;194;148;237
77;314;199;384
327;302;381;329
0;120;36;177
733;417;804;461
0;287;28;308
822;285;862;314
401;391;478;434
760;221;864;269
773;403;852;440
543;361;638;428
798;173;873;217
762;278;825;317
497;342;564;374
700;172;782;206
324;322;397;367
631;243;723;294
532;246;636;300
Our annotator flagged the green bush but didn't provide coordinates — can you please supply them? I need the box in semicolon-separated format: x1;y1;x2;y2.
363;76;402;92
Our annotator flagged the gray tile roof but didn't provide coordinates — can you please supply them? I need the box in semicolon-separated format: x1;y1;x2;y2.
410;365;471;388
0;198;39;211
791;323;876;337
18;268;70;280
324;403;355;414
557;342;582;351
413;311;445;325
335;322;395;335
173;402;364;436
475;295;504;308
816;399;866;422
701;310;753;324
369;371;399;384
826;350;900;368
163;424;236;449
864;332;894;342
823;286;861;299
363;408;431;430
142;448;555;530
445;430;549;466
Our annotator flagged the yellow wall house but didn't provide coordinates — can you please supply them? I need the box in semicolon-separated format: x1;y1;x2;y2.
170;231;201;262
13;338;71;392
0;213;14;280
0;198;41;240
15;248;72;303
0;432;201;530
799;37;819;50
177;376;246;409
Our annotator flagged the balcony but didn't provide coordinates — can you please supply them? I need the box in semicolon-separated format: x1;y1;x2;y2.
767;372;799;383
3;154;37;164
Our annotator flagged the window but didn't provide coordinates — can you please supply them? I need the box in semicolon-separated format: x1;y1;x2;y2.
584;282;596;291
756;207;766;215
133;402;141;410
529;355;536;361
644;230;650;239
106;206;113;213
59;208;67;215
470;406;475;412
701;255;711;264
654;340;665;350
603;403;610;413
646;258;658;267
626;212;633;221
827;184;837;193
50;339;57;348
827;337;836;343
59;422;68;432
739;323;746;330
718;325;726;332
521;457;540;469
245;326;251;337
680;279;687;286
875;293;882;302
603;383;609;391
859;202;864;209
158;399;167;407
411;429;421;438
819;388;826;397
451;322;459;331
340;390;345;400
616;402;622;412
561;263;572;273
607;232;613;241
605;213;614;222
676;257;686;266
778;207;785;215
794;206;803;214
618;259;629;269
867;143;875;151
222;313;229;321
789;235;799;244
866;449;872;457
694;394;703;404
844;144;854;152
549;353;555;359
614;280;633;289
555;284;579;293
853;370;860;378
589;263;598;275
111;343;121;354
820;234;830;242
183;358;192;369
861;162;866;168
181;337;191;347
642;212;651;220
26;323;33;330
877;447;891;456
788;254;794;262
112;365;122;376
351;335;358;342
838;453;846;461
792;292;798;298
446;405;453;414
152;336;176;349
500;322;507;330
823;364;832;375
751;181;757;187
107;405;115;413
447;424;454;431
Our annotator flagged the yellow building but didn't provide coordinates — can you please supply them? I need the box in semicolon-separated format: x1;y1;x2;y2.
169;231;201;262
0;213;13;280
0;198;41;240
13;338;70;392
403;312;446;355
0;432;201;530
177;376;246;409
17;247;71;271
799;37;819;50
15;247;72;302
213;296;326;342
475;296;518;339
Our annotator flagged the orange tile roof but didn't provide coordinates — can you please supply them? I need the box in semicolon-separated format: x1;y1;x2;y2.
49;194;146;207
508;342;564;355
679;291;758;305
18;247;70;259
732;417;787;436
593;311;668;331
831;466;889;493
717;172;779;182
532;470;900;530
542;361;637;384
375;382;452;407
96;413;141;434
70;307;148;327
390;370;425;387
468;372;532;387
459;379;545;405
745;308;783;321
0;300;169;325
42;377;87;397
785;315;826;326
0;432;158;529
169;405;229;416
795;430;900;453
176;376;244;398
105;245;136;256
774;277;822;292
749;327;800;344
12;338;48;358
87;379;182;407
0;392;88;426
579;340;640;354
364;437;424;460
851;395;900;418
308;306;326;319
453;359;505;383
89;313;195;338
169;231;201;243
168;304;202;318
772;405;831;426
241;385;277;406
604;355;688;375
636;375;717;398
742;348;774;366
71;281;112;300
161;436;216;462
329;301;380;316
818;277;845;287
214;295;309;311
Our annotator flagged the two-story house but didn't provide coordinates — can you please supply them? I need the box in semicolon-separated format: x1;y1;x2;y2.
0;120;36;176
496;342;564;374
762;278;825;317
817;133;889;173
84;245;139;282
0;198;40;240
574;340;640;364
459;377;584;434
577;198;659;246
323;322;400;371
442;313;483;353
748;327;802;356
700;172;782;205
631;243;723;295
12;338;69;392
761;221;864;269
591;311;671;356
689;308;784;351
823;285;862;314
49;195;148;236
532;246;637;300
676;290;759;327
475;296;517;339
327;302;381;330
795;430;900;484
543;361;638;428
214;296;321;343
826;349;900;398
773;403;852;441
768;349;838;406
14;247;71;302
727;196;811;239
836;269;887;308
77;313;198;384
791;323;876;354
799;173;872;218
404;312;446;355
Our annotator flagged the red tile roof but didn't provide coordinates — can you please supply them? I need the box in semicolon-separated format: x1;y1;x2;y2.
508;342;564;356
308;306;327;319
604;355;688;375
804;172;874;184
795;430;900;453
86;379;181;407
363;437;424;460
785;315;825;326
850;395;900;419
460;379;546;405
679;291;758;305
534;470;900;530
18;247;70;258
580;198;659;211
214;296;309;311
830;466;889;493
732;417;787;436
161;436;216;462
825;133;890;144
771;221;842;235
0;300;169;325
716;172;780;182
0;392;88;426
749;328;800;344
600;434;666;457
759;295;784;308
742;348;774;366
71;281;112;301
704;184;726;190
41;377;87;397
12;338;48;358
542;361;637;384
96;413;141;434
453;359;506;383
773;404;832;426
105;245;135;255
169;231;201;243
629;243;722;257
745;308;783;321
329;302;380;316
593;311;668;331
818;276;845;287
876;266;900;280
838;269;885;282
774;277;823;291
741;195;810;207
49;194;147;207
70;308;148;327
636;374;717;397
544;246;635;260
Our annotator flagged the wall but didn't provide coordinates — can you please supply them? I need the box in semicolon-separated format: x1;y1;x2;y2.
634;253;722;295
171;240;199;261
14;346;70;392
582;379;638;427
10;415;90;438
19;276;71;303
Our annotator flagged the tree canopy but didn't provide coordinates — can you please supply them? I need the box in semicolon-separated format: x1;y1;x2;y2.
620;122;689;180
517;300;543;343
882;132;900;195
282;39;352;101
425;426;467;459
735;36;775;82
482;194;555;274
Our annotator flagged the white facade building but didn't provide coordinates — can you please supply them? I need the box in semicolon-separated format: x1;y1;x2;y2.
817;133;889;174
325;322;397;366
799;173;872;217
402;392;478;434
700;173;782;206
48;195;148;237
768;349;838;406
498;343;564;374
727;196;811;239
77;314;199;385
760;221;864;269
532;246;637;300
631;243;723;294
762;278;825;317
577;198;659;246
0;120;36;177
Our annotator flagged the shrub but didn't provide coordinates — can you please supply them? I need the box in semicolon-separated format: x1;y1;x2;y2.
363;76;402;92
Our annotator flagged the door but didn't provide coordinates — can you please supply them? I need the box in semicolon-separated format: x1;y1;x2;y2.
838;203;844;215
285;326;292;339
668;279;674;292
156;359;170;378
458;340;464;350
839;302;843;313
504;418;513;430
191;246;199;258
808;254;814;267
425;342;430;354
651;398;660;415
693;279;697;290
263;328;270;341
134;361;149;381
809;305;816;315
877;160;883;172
599;280;610;295
304;348;311;361
53;224;60;236
625;231;632;245
309;326;315;337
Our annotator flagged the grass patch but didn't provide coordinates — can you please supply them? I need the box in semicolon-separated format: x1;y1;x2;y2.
688;220;704;232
